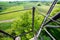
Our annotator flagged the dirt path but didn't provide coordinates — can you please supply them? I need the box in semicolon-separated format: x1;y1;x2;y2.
0;19;15;23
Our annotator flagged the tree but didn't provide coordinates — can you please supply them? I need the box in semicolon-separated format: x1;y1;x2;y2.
57;1;60;4
0;7;3;12
37;4;41;6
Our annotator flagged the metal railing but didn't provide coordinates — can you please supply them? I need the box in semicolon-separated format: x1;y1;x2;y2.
0;7;35;40
0;0;59;40
31;0;59;40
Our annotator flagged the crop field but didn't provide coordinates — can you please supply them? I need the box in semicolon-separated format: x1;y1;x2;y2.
0;1;60;40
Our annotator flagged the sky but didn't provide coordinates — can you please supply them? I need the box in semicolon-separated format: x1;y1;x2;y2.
0;0;54;1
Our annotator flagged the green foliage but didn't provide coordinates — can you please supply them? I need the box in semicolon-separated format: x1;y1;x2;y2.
0;6;6;12
50;4;60;17
57;1;60;4
37;4;41;6
47;4;60;40
0;8;44;40
11;11;32;35
0;1;60;40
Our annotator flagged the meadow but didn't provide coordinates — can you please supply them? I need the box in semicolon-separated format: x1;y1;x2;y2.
0;1;60;40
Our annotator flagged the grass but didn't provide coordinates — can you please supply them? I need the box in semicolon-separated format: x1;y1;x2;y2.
0;22;13;30
0;6;32;21
0;4;45;40
0;2;60;40
0;5;50;21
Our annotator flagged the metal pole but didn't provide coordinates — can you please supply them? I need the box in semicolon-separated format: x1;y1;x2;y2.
45;25;60;28
36;0;58;38
18;7;35;37
37;9;60;25
44;28;56;40
44;12;60;26
32;7;35;32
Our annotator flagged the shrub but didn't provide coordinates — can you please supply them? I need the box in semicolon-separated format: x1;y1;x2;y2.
57;1;60;4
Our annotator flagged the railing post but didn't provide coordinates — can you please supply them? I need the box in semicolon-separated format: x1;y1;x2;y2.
32;7;35;35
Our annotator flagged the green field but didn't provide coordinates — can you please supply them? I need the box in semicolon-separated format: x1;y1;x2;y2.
0;1;60;40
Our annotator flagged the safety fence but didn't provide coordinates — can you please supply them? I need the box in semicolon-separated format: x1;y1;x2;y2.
0;0;60;40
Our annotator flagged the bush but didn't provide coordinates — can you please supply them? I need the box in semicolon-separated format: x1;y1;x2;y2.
57;1;60;4
0;7;3;12
8;10;44;40
37;4;41;6
0;6;7;13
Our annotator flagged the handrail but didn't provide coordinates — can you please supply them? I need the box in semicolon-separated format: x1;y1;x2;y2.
36;10;60;25
0;8;32;15
44;12;60;26
36;0;58;38
0;7;35;40
45;25;60;28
